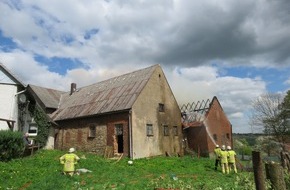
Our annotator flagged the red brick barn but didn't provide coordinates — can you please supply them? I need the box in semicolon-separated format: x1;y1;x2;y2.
181;96;232;157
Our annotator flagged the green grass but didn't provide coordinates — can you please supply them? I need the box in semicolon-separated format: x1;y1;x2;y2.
0;150;255;190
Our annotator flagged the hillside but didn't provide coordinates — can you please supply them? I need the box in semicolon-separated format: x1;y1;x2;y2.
0;150;255;190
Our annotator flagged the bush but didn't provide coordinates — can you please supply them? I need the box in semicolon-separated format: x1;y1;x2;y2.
0;130;25;161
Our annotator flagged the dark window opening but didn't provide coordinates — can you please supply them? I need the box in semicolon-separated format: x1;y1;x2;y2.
163;125;169;136
115;124;123;153
88;124;96;138
159;103;165;112
173;126;178;136
146;124;153;136
226;133;230;139
213;134;217;141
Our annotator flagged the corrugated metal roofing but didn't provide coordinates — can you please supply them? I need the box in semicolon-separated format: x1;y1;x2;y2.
51;64;159;121
28;84;65;109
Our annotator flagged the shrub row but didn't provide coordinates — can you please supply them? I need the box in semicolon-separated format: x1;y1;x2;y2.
0;130;25;161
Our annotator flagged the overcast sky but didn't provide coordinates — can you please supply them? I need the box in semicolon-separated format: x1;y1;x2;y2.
1;0;290;133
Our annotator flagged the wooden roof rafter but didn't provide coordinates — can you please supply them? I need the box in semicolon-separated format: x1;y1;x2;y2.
180;98;211;125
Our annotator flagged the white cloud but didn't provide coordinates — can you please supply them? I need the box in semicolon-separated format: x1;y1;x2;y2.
165;66;266;133
1;0;290;134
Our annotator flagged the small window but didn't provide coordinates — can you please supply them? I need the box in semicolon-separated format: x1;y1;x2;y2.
28;118;37;136
213;134;217;141
226;133;230;139
88;124;96;138
159;103;165;112
146;124;153;136
173;126;178;136
28;125;38;137
163;125;169;136
115;124;123;135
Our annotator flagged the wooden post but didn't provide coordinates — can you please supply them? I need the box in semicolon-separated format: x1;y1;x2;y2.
252;151;266;190
280;151;290;172
265;162;286;190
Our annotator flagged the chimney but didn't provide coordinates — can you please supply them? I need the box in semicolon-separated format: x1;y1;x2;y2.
70;83;77;95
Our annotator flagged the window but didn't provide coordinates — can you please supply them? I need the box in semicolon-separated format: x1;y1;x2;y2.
146;124;153;136
88;124;96;138
213;134;217;141
159;103;165;112
163;125;169;136
226;133;230;139
28;118;38;137
115;124;123;135
173;126;178;136
28;125;38;137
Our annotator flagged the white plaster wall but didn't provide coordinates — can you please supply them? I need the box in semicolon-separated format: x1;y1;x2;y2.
131;66;182;159
0;85;18;130
44;127;55;149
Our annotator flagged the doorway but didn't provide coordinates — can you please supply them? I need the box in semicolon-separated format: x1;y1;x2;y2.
115;124;123;153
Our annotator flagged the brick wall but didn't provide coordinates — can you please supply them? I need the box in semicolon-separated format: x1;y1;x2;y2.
185;98;232;157
55;112;129;157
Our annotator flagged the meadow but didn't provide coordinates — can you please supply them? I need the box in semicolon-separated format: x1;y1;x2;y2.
0;150;255;190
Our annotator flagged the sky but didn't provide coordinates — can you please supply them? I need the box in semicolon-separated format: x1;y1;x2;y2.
0;0;290;133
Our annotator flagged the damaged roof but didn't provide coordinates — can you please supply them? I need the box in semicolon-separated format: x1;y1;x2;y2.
181;97;224;128
180;98;212;123
50;64;159;121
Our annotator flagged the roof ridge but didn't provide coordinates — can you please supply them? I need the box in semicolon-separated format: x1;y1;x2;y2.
69;64;160;92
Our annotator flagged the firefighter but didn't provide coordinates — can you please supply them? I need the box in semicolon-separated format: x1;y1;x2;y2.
219;145;229;174
214;144;221;171
60;147;80;176
227;146;237;173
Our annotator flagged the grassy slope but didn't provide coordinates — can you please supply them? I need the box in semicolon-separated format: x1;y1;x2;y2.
0;150;254;190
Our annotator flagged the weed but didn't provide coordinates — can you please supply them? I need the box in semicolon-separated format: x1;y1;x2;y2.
0;150;257;189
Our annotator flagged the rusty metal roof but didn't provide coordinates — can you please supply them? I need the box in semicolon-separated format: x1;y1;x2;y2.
51;64;159;121
28;84;65;109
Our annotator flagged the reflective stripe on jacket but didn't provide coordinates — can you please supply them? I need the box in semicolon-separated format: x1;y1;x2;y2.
60;153;80;172
214;148;221;159
228;150;236;163
219;150;229;164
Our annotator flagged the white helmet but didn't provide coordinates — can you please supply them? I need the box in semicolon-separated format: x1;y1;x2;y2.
227;146;231;150
221;145;226;150
216;145;219;148
69;147;75;153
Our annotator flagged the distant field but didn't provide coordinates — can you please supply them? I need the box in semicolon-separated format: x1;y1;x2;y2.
0;150;254;190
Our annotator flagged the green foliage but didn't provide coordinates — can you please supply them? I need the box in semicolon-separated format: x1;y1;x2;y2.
0;150;257;190
234;174;256;190
243;146;253;156
285;169;290;189
29;105;51;147
0;130;25;161
234;138;253;156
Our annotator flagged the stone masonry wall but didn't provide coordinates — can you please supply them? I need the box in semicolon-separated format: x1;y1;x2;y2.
55;112;129;157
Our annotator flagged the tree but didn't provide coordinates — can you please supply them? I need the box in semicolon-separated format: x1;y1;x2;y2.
250;92;290;150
